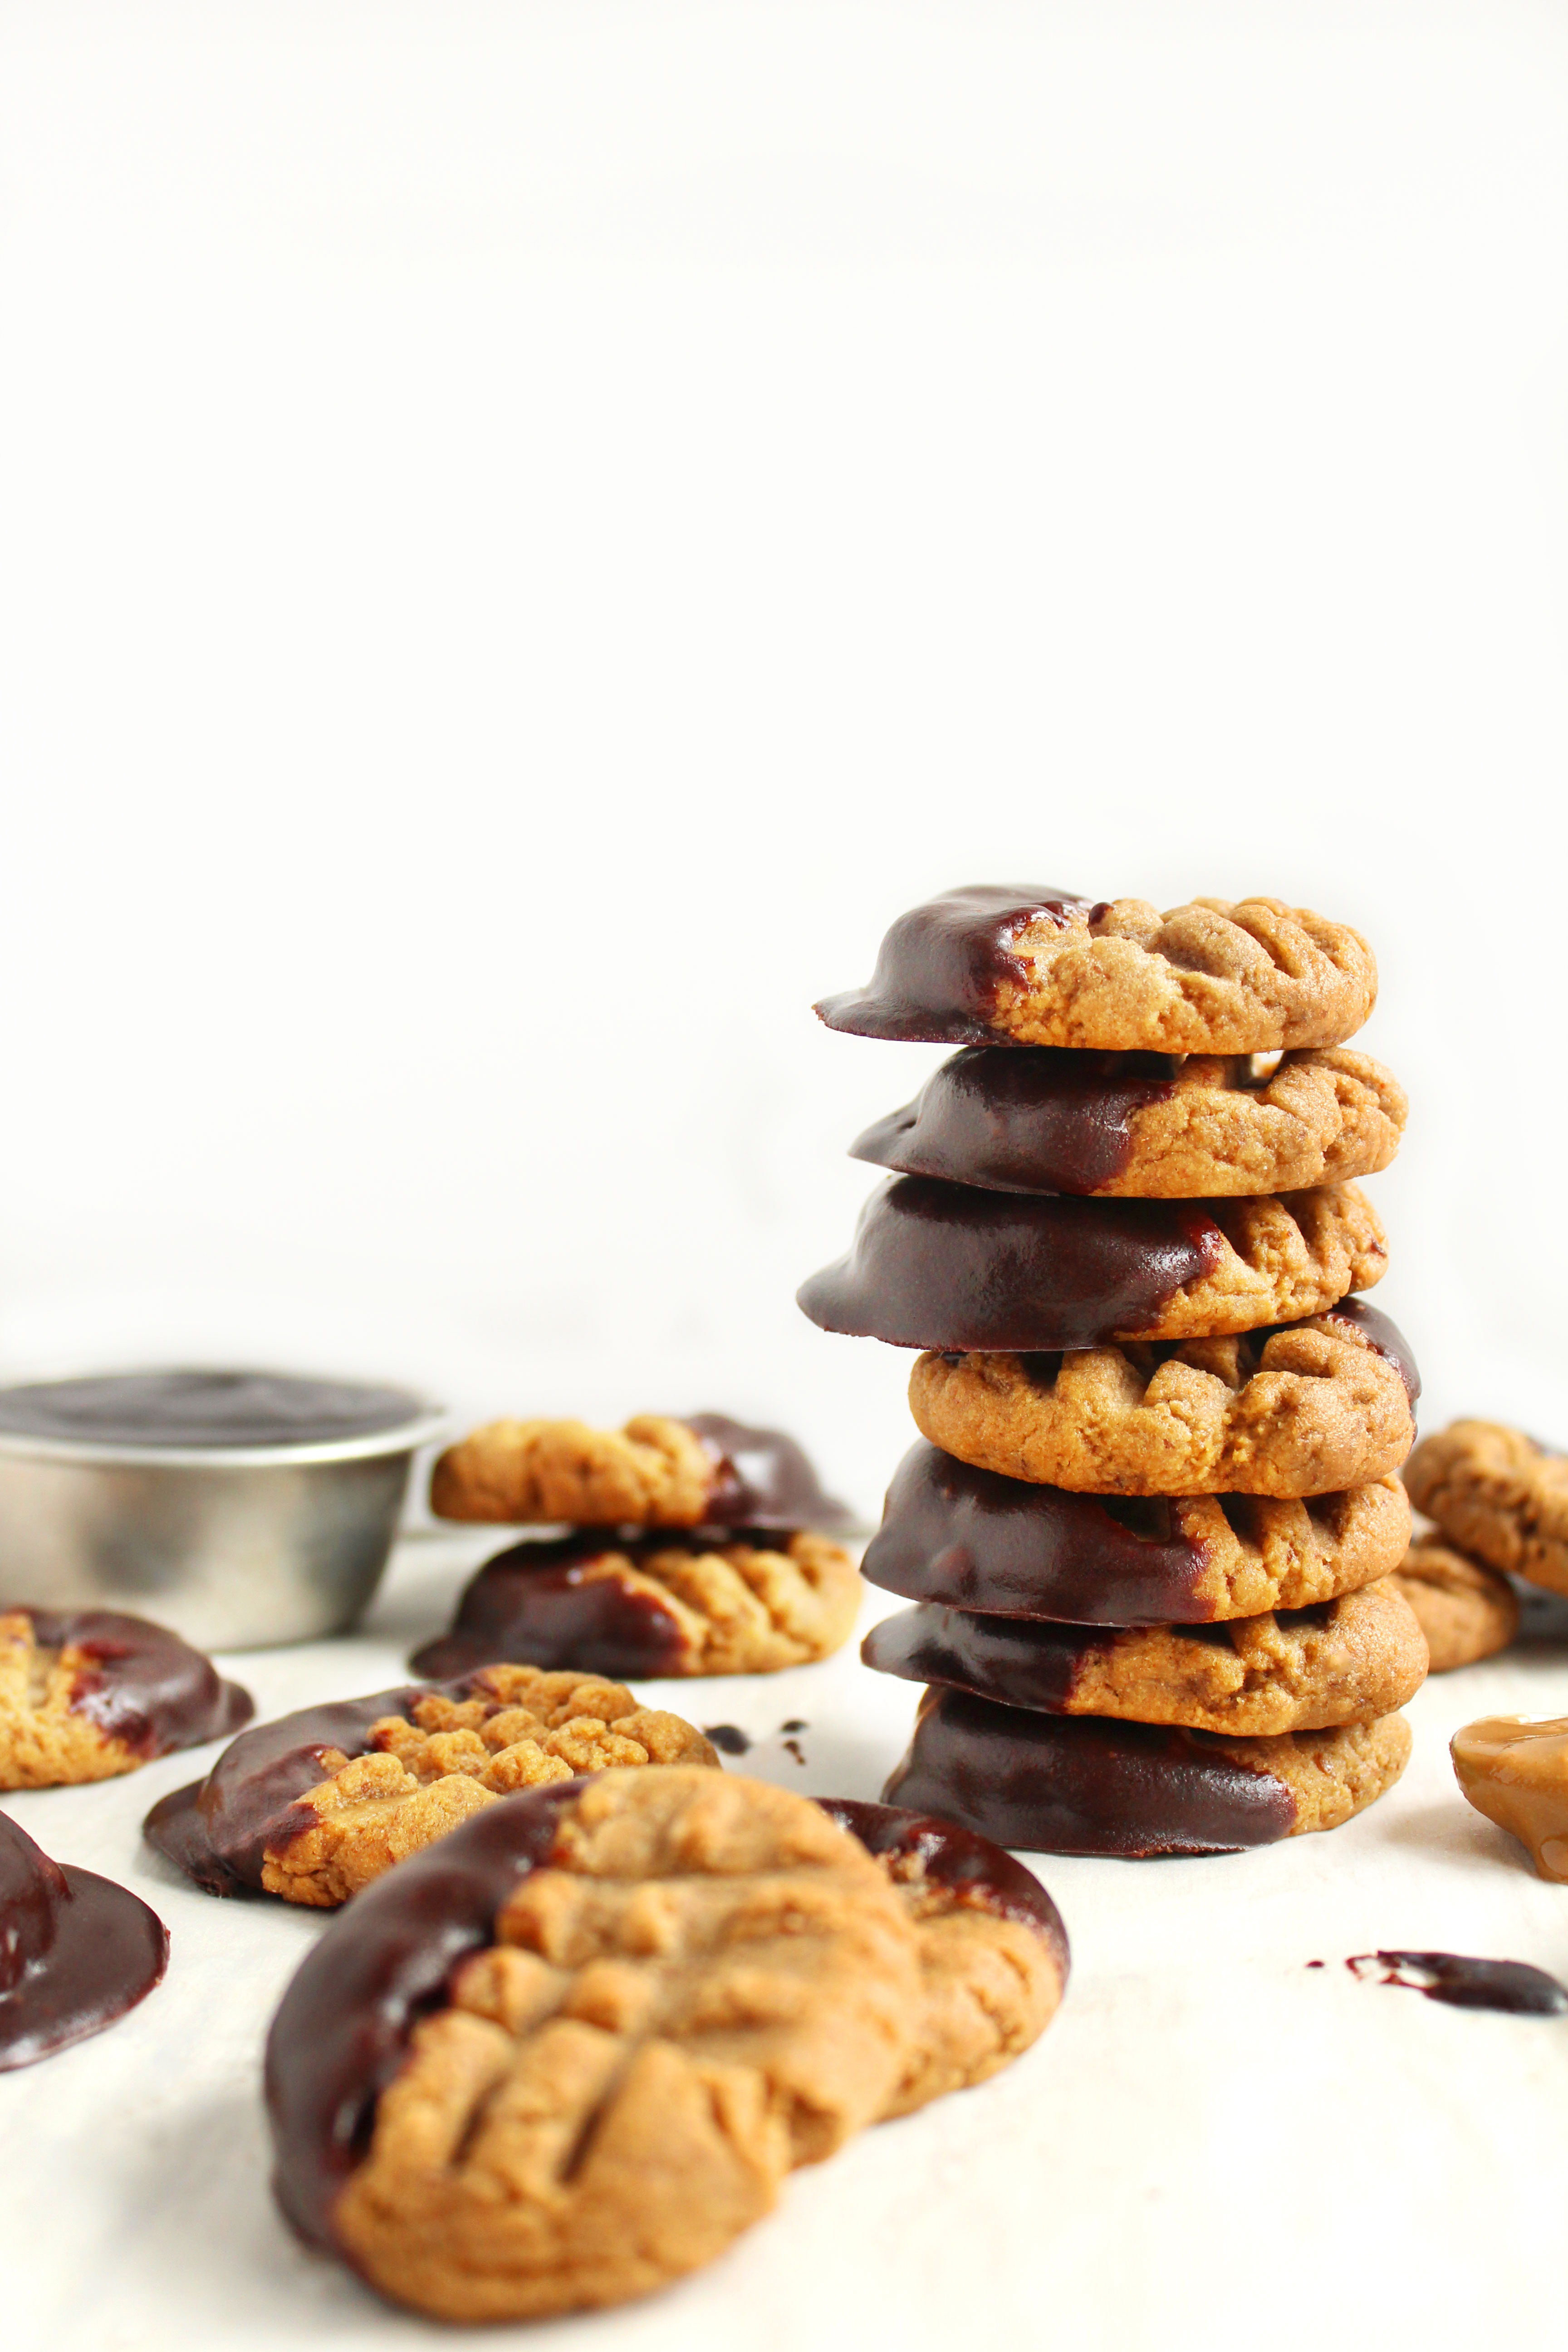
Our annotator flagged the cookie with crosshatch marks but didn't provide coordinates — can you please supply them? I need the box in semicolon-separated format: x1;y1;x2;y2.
0;1607;251;1789
412;1528;859;1681
264;1772;1068;2321
1404;1421;1568;1598
143;1664;718;1906
1392;1537;1519;1672
815;888;1377;1052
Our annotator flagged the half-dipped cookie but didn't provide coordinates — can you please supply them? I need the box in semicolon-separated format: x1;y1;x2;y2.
861;1443;1411;1624
430;1410;853;1532
885;1685;1411;1856
863;1581;1428;1737
0;1607;252;1789
853;1047;1406;1199
0;1810;168;2068
799;1179;1385;1349
144;1664;719;1906
412;1529;859;1681
909;1303;1419;1497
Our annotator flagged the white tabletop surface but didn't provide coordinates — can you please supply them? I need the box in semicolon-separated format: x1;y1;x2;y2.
4;1527;1567;2352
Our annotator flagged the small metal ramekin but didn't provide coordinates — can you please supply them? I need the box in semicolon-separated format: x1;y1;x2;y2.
0;1392;446;1652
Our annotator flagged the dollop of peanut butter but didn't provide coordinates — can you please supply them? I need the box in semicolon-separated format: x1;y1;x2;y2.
1451;1715;1568;1881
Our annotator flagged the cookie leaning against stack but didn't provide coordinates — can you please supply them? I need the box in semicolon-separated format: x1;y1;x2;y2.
802;887;1426;1855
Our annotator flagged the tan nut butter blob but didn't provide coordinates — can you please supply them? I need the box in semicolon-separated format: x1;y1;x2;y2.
1450;1715;1568;1882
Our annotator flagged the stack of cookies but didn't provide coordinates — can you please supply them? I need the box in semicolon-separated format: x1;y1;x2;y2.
801;887;1429;1856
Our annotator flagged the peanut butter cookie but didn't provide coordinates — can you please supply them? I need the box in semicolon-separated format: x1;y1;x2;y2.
430;1408;851;1531
816;888;1377;1052
864;1577;1428;1736
799;1177;1386;1350
885;1685;1411;1855
412;1529;859;1681
1404;1421;1568;1597
908;1303;1418;1498
1392;1538;1519;1671
143;1663;718;1906
0;1809;168;2070
852;1045;1405;1198
862;1443;1411;1623
0;1607;251;1789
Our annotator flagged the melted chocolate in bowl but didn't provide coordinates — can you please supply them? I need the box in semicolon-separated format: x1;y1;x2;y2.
814;884;1098;1044
408;1534;693;1682
861;1442;1215;1624
798;1177;1232;1350
263;1784;1063;2250
0;1369;428;1453
10;1607;253;1757
0;1811;168;2068
884;1686;1297;1856
853;1047;1182;1196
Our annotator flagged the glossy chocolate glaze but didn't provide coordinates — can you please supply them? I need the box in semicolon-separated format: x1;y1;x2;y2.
684;1412;854;1532
409;1534;691;1682
798;1176;1230;1349
0;1810;168;2068
1312;1299;1421;1405
884;1686;1297;1856
861;1441;1214;1624
12;1607;252;1758
0;1368;426;1450
816;1796;1069;1963
1349;1950;1568;2015
814;885;1101;1044
865;1603;1110;1712
853;1047;1181;1196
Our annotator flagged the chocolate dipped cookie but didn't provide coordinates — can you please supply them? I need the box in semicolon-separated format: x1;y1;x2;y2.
862;1443;1411;1624
412;1528;858;1681
1404;1421;1568;1597
815;888;1377;1053
0;1607;252;1789
0;1810;168;2068
908;1303;1419;1498
886;1685;1411;1856
853;1046;1405;1199
144;1664;719;1906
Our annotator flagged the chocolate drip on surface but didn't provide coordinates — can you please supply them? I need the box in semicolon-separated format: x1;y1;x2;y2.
701;1724;753;1755
0;1811;168;2068
682;1412;853;1532
1348;1950;1568;2015
0;1367;427;1449
12;1607;253;1758
852;1047;1180;1196
814;884;1098;1044
861;1442;1212;1624
798;1177;1228;1350
864;1603;1108;1713
409;1535;691;1681
883;1686;1297;1856
1310;1300;1421;1404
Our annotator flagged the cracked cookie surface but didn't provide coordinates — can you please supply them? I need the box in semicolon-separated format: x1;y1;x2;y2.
413;1529;860;1681
1392;1537;1520;1671
908;1305;1418;1498
864;1576;1428;1736
0;1608;251;1789
1404;1421;1568;1597
816;889;1377;1052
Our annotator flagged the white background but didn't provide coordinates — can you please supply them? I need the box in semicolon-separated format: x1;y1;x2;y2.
2;8;1568;2348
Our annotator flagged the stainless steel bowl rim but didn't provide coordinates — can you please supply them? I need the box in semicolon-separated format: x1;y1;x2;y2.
0;1405;448;1473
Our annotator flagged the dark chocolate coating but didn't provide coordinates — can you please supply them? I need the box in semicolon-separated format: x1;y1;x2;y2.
0;1367;427;1449
683;1412;854;1532
1313;1299;1421;1405
10;1607;253;1758
864;1603;1110;1713
861;1441;1217;1625
853;1047;1181;1196
797;1176;1230;1350
1353;1950;1568;2015
814;885;1101;1045
264;1783;1060;2254
409;1533;691;1682
0;1810;168;2068
884;1686;1297;1856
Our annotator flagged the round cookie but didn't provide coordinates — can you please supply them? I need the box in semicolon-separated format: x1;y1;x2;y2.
852;1046;1406;1199
815;888;1377;1053
265;1772;926;2322
799;1178;1385;1350
430;1408;853;1532
885;1685;1412;1856
0;1607;253;1789
908;1302;1419;1498
1404;1421;1568;1597
863;1579;1428;1736
862;1443;1411;1624
1391;1538;1520;1671
144;1663;719;1907
0;1809;168;2069
412;1529;860;1682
